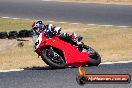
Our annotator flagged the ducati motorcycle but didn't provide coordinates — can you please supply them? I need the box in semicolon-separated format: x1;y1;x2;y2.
34;31;101;68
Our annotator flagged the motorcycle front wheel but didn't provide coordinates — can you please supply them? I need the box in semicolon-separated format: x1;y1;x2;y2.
83;45;101;66
41;48;65;69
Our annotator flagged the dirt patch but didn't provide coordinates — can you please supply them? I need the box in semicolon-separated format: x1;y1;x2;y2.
0;39;17;51
0;38;47;70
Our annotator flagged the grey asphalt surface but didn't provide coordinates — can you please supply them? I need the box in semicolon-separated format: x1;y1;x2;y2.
0;63;132;88
0;0;132;26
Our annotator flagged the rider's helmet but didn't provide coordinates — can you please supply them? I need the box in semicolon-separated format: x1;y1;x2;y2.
32;20;45;35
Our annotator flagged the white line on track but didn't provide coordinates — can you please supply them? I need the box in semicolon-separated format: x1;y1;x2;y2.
101;60;132;65
41;0;52;1
1;17;10;19
51;21;130;28
87;24;96;26
12;18;19;19
99;25;114;27
0;69;24;73
0;60;132;73
41;0;132;6
118;26;130;28
1;17;131;28
71;23;80;24
58;22;67;23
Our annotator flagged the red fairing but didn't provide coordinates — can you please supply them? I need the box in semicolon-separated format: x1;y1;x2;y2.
35;32;89;66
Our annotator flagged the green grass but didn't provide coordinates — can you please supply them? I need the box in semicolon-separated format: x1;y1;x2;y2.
0;18;132;70
0;18;32;32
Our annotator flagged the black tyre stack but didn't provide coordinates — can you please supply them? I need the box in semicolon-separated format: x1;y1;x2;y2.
18;29;33;38
0;29;33;39
26;30;34;37
8;31;18;39
18;30;27;38
0;32;8;39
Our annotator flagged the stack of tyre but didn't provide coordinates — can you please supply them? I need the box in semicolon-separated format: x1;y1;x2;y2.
0;32;8;39
17;30;33;38
0;29;33;39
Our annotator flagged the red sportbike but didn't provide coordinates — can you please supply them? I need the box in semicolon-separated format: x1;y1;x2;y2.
34;31;101;68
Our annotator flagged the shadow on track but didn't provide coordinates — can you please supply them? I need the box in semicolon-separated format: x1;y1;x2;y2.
23;65;96;71
24;66;55;70
23;66;80;70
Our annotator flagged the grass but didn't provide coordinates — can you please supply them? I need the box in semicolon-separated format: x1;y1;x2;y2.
0;19;32;32
52;0;132;4
0;18;132;70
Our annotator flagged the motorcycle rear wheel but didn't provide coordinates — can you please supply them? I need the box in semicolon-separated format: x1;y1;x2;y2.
41;48;66;69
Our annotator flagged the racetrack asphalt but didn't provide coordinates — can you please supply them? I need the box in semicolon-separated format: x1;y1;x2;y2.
0;0;132;26
0;62;132;88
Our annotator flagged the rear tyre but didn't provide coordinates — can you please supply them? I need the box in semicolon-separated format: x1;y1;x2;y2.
41;48;65;69
83;45;101;66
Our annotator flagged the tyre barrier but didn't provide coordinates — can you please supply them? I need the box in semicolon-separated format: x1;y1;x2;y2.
0;29;33;39
26;30;34;37
0;32;8;39
18;30;27;38
18;29;33;38
8;31;18;39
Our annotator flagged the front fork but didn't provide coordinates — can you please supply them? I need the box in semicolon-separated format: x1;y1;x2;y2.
49;47;60;58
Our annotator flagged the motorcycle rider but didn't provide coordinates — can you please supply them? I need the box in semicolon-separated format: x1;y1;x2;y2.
32;20;61;37
32;20;83;47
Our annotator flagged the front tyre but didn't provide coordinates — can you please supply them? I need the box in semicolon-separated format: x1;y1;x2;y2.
83;45;101;66
41;48;65;69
